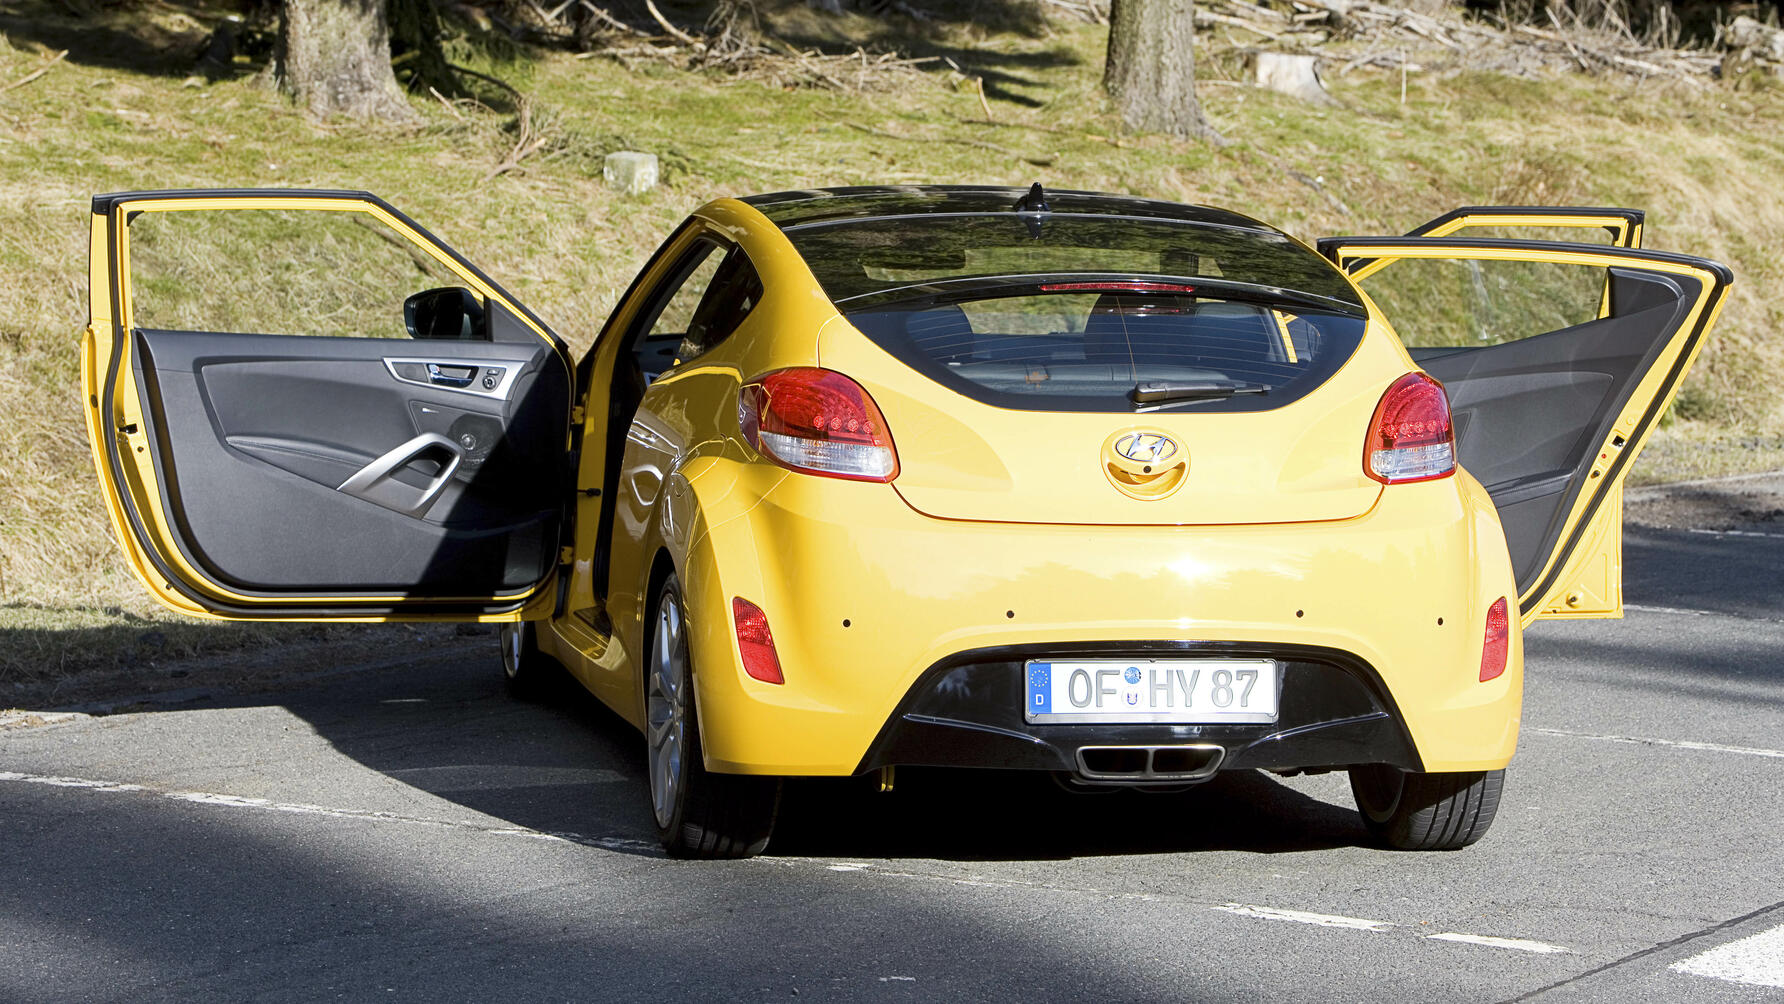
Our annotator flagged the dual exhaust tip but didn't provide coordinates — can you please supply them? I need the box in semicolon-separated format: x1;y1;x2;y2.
1074;744;1225;784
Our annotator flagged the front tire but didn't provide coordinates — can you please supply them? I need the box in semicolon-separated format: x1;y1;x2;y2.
647;575;780;859
1349;765;1504;850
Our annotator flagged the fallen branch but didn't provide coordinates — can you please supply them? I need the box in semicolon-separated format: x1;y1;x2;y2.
0;49;68;94
1199;0;1715;85
1196;8;1287;41
579;1;648;36
1037;0;1107;23
428;86;465;121
643;0;701;48
485;98;551;180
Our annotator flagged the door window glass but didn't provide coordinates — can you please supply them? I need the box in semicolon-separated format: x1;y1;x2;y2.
677;249;764;363
630;240;725;380
1359;258;1607;348
627;239;765;378
128;208;464;339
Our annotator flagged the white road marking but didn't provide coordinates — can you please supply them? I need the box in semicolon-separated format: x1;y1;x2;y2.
1427;932;1572;954
1624;603;1716;617
385;764;626;790
1622;603;1784;624
1626;469;1784;494
1533;727;1784;760
1669;922;1784;988
0;770;145;792
1213;903;1392;932
0;768;656;854
162;790;570;841
1685;527;1784;540
5;768;1592;959
795;865;1586;956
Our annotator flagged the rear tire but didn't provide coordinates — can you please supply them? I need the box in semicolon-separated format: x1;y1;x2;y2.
1349;765;1504;850
499;622;557;701
647;575;780;859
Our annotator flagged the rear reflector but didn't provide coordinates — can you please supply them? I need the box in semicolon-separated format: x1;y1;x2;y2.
732;597;784;685
1480;597;1509;683
1365;372;1456;484
739;368;898;482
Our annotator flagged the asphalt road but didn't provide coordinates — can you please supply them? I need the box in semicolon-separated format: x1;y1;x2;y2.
3;504;1782;1000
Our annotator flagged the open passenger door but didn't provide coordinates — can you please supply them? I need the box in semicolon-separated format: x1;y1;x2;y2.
83;190;575;620
1317;232;1731;626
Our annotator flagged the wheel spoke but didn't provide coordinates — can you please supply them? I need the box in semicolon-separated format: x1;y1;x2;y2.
501;626;521;678
647;595;689;830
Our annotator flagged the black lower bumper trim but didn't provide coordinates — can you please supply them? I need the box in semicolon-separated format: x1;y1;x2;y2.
855;641;1422;778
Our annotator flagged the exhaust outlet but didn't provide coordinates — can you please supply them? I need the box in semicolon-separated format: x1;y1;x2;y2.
1074;744;1225;783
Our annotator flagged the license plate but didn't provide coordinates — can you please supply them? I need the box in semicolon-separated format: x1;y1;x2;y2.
1024;659;1280;724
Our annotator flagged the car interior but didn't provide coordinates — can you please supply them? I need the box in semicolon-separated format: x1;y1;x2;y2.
123;273;568;599
1406;265;1702;594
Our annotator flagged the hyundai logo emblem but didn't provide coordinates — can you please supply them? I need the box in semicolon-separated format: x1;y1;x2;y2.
1114;432;1179;463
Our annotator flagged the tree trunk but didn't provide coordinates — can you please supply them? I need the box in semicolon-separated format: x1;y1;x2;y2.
276;0;420;123
388;0;463;100
1103;0;1221;141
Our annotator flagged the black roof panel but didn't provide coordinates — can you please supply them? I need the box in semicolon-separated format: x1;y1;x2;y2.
740;185;1278;233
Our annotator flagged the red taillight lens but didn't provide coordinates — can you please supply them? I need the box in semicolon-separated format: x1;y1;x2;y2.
1365;372;1456;484
739;367;899;482
1480;596;1509;683
732;597;783;685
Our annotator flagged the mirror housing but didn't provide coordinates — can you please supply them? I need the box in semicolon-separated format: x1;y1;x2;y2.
404;286;487;340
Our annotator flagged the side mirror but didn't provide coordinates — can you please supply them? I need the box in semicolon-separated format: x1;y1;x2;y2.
404;286;487;340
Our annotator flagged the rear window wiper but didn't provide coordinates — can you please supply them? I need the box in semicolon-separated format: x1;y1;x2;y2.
1130;379;1268;408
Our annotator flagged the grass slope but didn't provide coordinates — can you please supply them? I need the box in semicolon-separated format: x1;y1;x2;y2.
1;1;1780;686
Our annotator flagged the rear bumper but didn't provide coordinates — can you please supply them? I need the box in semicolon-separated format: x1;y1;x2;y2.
676;459;1522;778
856;641;1421;777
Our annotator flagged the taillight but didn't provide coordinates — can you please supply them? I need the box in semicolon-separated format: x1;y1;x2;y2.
1364;372;1455;484
1479;597;1509;683
732;597;783;685
739;368;898;482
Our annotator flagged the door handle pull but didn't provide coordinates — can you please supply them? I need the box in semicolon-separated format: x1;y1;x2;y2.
337;432;462;516
427;363;477;388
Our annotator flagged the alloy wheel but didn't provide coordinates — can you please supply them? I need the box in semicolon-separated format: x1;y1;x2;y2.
501;624;523;680
646;595;688;830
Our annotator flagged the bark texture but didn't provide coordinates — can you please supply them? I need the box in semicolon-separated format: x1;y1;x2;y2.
1104;0;1220;141
277;0;420;123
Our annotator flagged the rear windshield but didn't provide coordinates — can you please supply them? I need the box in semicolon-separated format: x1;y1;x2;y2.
782;214;1363;310
844;286;1366;414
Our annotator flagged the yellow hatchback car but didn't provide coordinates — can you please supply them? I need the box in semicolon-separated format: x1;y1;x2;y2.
82;186;1730;857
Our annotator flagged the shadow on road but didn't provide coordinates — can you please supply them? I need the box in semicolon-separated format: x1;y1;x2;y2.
3;740;1250;1001
773;769;1365;860
226;656;1372;862
1621;526;1784;621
